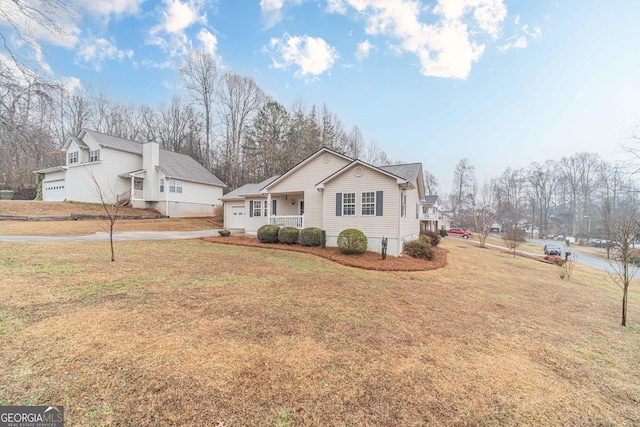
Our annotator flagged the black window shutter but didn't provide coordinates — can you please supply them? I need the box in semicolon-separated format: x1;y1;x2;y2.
272;199;277;215
336;193;342;216
249;201;254;217
376;191;383;216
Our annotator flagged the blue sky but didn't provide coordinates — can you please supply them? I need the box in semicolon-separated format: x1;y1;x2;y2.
4;0;640;192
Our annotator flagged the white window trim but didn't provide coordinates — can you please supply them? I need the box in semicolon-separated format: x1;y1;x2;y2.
361;191;375;216
89;149;99;162
343;192;356;216
401;192;407;218
253;200;263;217
68;151;78;164
169;179;183;194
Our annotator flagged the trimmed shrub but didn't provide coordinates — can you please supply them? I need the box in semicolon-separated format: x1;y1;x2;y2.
337;228;368;254
420;229;441;246
403;239;434;260
278;227;299;244
321;229;326;249
299;227;324;247
257;224;280;243
439;229;448;238
218;229;231;237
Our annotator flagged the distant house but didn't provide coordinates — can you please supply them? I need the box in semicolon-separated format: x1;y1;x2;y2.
34;129;225;217
220;147;426;256
420;195;444;232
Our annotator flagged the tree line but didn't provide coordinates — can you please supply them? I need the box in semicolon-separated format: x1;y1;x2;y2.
0;47;396;198
441;152;639;242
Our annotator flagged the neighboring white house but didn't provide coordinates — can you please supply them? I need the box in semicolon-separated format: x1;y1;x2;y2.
34;129;226;217
220;147;426;256
420;195;445;232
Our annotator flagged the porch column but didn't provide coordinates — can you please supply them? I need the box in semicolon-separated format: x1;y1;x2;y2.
266;193;272;225
130;175;135;200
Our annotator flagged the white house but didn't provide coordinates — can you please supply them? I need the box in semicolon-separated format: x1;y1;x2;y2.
34;129;226;217
220;147;426;256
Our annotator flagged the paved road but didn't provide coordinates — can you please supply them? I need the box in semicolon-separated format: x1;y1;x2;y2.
527;238;638;277
0;229;222;243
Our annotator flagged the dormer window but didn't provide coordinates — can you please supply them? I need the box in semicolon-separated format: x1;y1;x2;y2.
89;149;99;162
68;151;78;164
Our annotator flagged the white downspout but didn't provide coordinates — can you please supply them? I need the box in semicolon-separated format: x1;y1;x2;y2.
165;175;170;217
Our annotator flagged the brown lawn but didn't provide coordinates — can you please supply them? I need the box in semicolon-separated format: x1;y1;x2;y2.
0;235;639;426
0;201;221;235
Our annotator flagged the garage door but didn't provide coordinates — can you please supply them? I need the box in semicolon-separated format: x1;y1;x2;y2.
231;206;245;228
43;179;66;201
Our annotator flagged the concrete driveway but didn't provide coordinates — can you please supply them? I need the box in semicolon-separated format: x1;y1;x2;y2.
0;229;223;243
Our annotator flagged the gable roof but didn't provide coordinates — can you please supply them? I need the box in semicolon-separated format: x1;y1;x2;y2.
71;129;225;187
158;150;225;186
315;159;415;189
379;163;423;188
83;129;143;154
262;147;352;192
424;195;439;205
220;176;280;201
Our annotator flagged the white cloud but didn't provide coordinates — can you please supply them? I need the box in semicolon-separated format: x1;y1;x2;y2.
326;0;347;14
60;76;84;94
76;36;134;71
197;28;218;57
268;33;338;78
260;0;303;28
498;22;542;53
161;0;205;34
78;0;144;16
355;39;373;61
344;0;503;79
148;0;209;57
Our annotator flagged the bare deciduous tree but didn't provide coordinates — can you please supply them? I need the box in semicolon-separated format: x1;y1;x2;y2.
472;179;510;248
424;170;439;196
605;204;640;326
180;50;218;168
451;158;476;226
92;175;122;262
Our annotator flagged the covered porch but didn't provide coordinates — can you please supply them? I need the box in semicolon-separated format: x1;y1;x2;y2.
264;191;305;229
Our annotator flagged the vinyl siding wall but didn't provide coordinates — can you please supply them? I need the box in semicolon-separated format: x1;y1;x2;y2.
267;152;351;230
322;167;401;254
65;145;141;204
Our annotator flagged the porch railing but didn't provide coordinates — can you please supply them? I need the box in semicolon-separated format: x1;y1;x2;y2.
420;213;441;221
269;215;304;229
132;189;143;199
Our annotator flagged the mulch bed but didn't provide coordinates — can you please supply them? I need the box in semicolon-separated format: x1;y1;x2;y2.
202;235;448;271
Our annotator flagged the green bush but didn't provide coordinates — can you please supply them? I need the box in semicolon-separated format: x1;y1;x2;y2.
439;229;448;238
257;224;280;243
421;230;441;246
218;229;231;237
403;239;434;260
278;227;299;244
299;227;324;247
337;228;368;254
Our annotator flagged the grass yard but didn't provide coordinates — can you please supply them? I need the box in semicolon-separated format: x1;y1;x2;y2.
0;237;639;426
0;201;220;235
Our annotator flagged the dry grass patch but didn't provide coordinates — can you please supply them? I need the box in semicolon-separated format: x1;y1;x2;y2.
0;200;161;217
0;217;218;236
0;238;639;426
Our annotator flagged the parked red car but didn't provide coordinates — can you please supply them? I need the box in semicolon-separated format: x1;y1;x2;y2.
448;228;473;239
